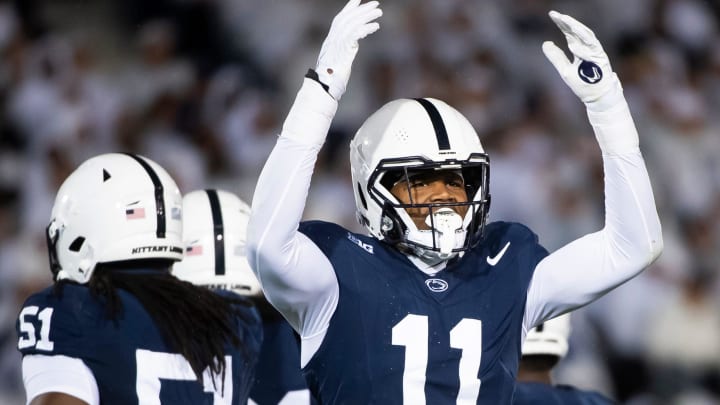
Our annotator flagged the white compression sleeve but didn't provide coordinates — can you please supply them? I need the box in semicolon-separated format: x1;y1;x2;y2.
523;92;663;332
247;78;340;348
23;354;99;405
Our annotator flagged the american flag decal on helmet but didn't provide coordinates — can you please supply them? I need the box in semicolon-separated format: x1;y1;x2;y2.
186;244;203;256
125;207;146;220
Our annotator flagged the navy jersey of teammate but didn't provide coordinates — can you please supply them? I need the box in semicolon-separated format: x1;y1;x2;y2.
18;154;261;405
18;283;261;404
250;302;317;405
514;315;616;404
514;383;616;405
248;1;662;404
173;189;314;405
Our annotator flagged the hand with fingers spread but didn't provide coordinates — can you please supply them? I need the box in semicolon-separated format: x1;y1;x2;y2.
315;0;382;100
542;10;618;105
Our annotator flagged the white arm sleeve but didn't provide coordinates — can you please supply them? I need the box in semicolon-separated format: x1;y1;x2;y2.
23;354;99;405
247;78;340;344
524;88;663;332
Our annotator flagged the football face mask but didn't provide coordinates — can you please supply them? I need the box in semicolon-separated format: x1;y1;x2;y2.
389;169;469;232
370;157;489;260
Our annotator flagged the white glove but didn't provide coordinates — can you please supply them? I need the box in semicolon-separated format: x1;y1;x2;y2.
542;11;618;104
315;0;382;100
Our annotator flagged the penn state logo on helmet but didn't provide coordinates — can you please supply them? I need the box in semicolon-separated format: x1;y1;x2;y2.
578;60;602;84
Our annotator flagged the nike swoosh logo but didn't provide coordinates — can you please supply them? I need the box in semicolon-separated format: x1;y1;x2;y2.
486;242;511;266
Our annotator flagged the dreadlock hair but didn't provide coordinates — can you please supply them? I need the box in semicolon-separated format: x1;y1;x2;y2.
57;259;253;384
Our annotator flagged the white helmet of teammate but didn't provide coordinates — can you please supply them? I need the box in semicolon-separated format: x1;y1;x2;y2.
172;189;261;296
522;314;571;358
349;98;491;261
47;153;184;284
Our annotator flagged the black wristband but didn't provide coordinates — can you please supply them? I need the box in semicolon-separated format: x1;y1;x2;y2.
305;68;330;93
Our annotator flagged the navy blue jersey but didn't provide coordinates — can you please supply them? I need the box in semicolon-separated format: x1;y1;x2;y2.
298;220;548;404
514;382;616;404
249;305;317;405
16;283;262;404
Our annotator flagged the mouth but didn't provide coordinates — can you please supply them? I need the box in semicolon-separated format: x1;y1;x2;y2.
409;206;467;230
425;207;462;229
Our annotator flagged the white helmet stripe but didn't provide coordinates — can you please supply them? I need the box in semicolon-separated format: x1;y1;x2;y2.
124;154;166;238
205;189;225;276
414;98;450;150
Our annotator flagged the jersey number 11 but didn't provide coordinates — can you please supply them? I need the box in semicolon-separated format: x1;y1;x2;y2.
392;314;482;405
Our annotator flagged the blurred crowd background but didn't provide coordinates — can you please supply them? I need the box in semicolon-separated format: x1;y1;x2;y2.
1;0;719;403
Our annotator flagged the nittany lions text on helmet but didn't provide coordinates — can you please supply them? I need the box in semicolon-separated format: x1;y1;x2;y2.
523;314;571;359
46;153;183;284
349;97;490;261
172;189;262;296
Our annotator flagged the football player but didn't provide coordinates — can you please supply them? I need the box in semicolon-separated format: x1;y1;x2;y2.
514;315;615;404
247;1;662;403
173;189;315;405
17;153;262;405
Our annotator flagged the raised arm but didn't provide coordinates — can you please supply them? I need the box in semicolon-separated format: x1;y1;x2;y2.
246;0;381;339
524;11;663;329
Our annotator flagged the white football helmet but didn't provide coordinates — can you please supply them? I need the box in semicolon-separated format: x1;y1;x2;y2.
523;314;571;359
349;97;490;261
172;189;261;296
47;153;183;284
